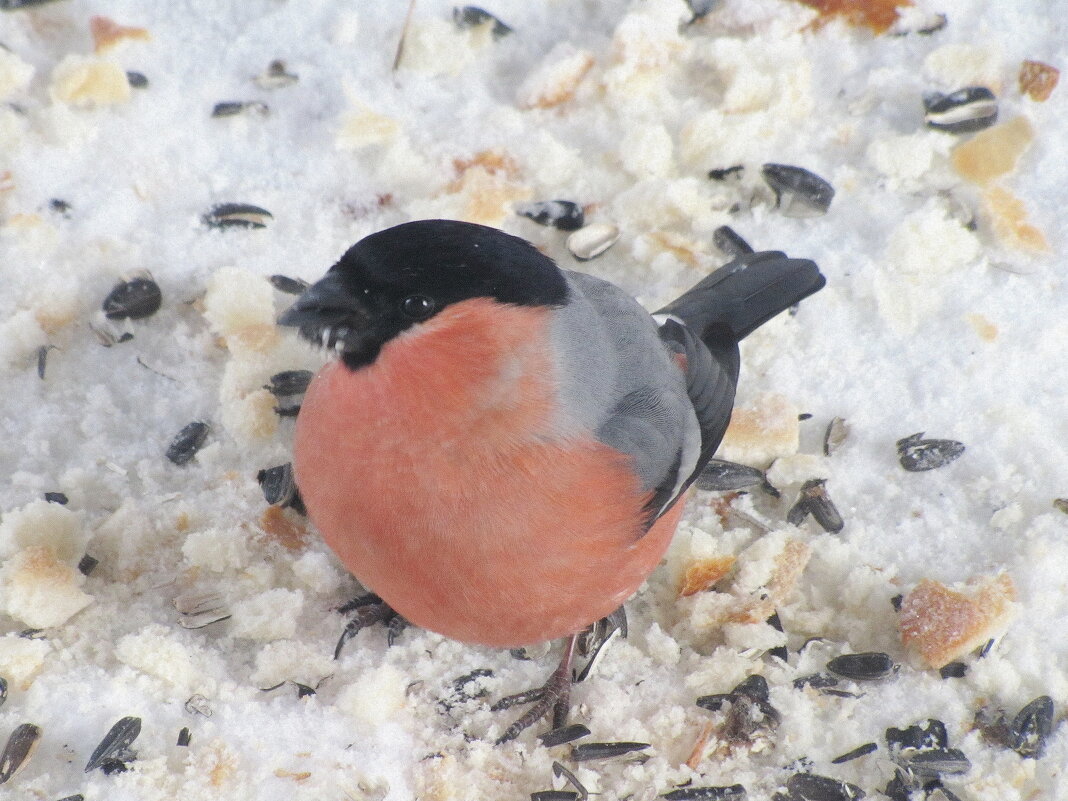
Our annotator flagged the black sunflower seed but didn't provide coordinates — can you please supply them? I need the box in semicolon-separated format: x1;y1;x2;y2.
570;741;649;761
103;276;162;320
899;747;971;775
0;677;6;708
516;200;585;231
939;662;968;679
1010;695;1054;759
890;594;903;611
85;716;141;772
78;554;99;576
453;6;513;38
202;203;273;229
896;433;964;471
257;463;299;507
0;0;63;8
166;421;210;465
0;723;41;785
255;59;299;89
552;760;587;800
265;370;313;397
707;165;744;181
793;673;839;690
831;742;877;764
731;674;769;703
788;479;844;533
696;459;766;491
923;87;998;134
126;71;148;88
886;719;948;752
712;226;754;259
211;100;269;118
48;198;72;215
696;693;733;711
177;727;191;747
662;785;747;800
766;611;789;662
761;164;835;217
270;274;310;295
530;792;578;801
539;723;591;747
826;652;897;681
786;772;865;801
44;491;69;504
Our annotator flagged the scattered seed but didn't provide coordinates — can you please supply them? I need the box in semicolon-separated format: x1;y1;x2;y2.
707;165;744;181
531;792;578;801
85;716;141;773
453;6;513;37
725;694;781;741
255;59;299;89
663;785;747;800
0;723;41;785
939;662;968;679
766;611;789;662
793;674;839;691
786;772;865;801
712;225;753;259
56;796;85;801
788;479;844;533
696;693;733;712
270;275;309;295
539;724;591;748
886;719;948;752
761;164;835;218
175;590;230;629
78;554;99;576
166;421;210;465
18;629;44;639
976;638;995;658
697;459;766;492
265;370;313;397
827;652;897;681
566;223;620;261
48;198;72;216
437;668;494;713
900;747;971;776
731;674;769;703
177;727;191;747
1011;695;1054;759
831;742;877;764
101;759;128;775
1054;498;1068;514
202;203;273;229
257;463;300;507
574;624;622;682
294;682;316;698
126;70;149;88
36;344;54;378
571;742;650;761
185;694;213;717
823;417;849;456
0;0;63;8
102;275;162;320
44;491;69;504
516;200;585;231
211;100;269;118
0;677;5;708
552;760;588;800
890;594;903;612
393;0;417;71
924;87;998;134
896;433;964;472
275;405;301;417
890;11;948;35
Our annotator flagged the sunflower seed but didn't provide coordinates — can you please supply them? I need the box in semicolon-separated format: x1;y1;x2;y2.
202;203;273;229
176;727;191;747
265;370;313;397
1010;695;1054;758
78;554;99;576
258;463;300;507
44;491;68;504
552;760;588;800
48;198;72;215
0;0;62;8
890;594;903;611
890;11;947;35
516;200;585;231
270;274;310;294
707;165;744;181
712;225;753;259
939;661;968;679
823;417;849;456
696;459;766;491
437;668;494;713
126;70;149;88
793;673;838;691
85;716;140;773
453;6;513;38
924;87;998;134
899;747;971;776
0;677;6;708
56;796;85;801
662;785;747;801
254;59;299;89
731;674;769;703
174;591;226;616
530;792;578;801
539;724;591;747
0;723;41;785
574;623;622;682
786;772;865;801
211;100;269;118
185;694;213;717
166;421;210;465
696;693;733;712
571;741;650;761
761;164;835;217
1054;498;1068;514
886;719;948;752
103;275;162;320
566;223;620;261
831;742;877;764
36;344;54;378
976;638;996;658
826;652;897;681
788;479;844;533
896;433;964;471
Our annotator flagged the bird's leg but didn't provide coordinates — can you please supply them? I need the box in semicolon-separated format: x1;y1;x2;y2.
333;593;409;658
492;634;578;744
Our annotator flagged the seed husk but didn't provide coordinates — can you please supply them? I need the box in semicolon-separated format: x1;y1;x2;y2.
899;747;971;775
1054;498;1068;515
793;673;839;690
662;785;747;800
1010;695;1054;758
826;652;897;681
177;727;191;747
924;87;998;134
202;203;273;229
166;421;210;465
103;276;162;320
0;723;41;785
566;223;620;261
707;165;744;181
258;463;300;507
539;724;591;747
516;200;585;231
570;741;650;761
78;554;99;576
44;491;69;504
126;70;149;88
939;661;968;679
552;760;587;800
530;792;578;801
254;59;299;89
823;417;849;456
788;479;844;533
896;432;965;471
886;719;948;752
761;163;835;217
185;694;213;717
270;274;310;294
731;674;769;703
831;742;877;764
265;370;313;397
85;716;141;773
453;6;513;38
211;100;269;118
712;225;754;259
0;677;6;708
786;772;865;801
0;0;63;8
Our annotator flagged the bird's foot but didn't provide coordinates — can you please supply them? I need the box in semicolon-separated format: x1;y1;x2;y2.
492;635;577;744
334;593;410;658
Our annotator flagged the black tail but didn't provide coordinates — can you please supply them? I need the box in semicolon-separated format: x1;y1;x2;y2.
657;251;825;347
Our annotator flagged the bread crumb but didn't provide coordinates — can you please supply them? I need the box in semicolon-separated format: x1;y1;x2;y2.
230;588;304;640
115;624;202;693
0;499;86;563
899;573;1016;669
679;555;737;597
0;49;34;102
517;45;595;109
0;634;50;690
923;43;1004;90
719;394;800;465
951;116;1034;186
337;663;408;725
966;313;998;342
181;527;251;572
251;639;335;688
1019;59;1059;102
0;545;93;628
90;16;151;53
202;266;276;341
337;100;400;151
983;185;1049;251
258;506;309;551
50;55;132;107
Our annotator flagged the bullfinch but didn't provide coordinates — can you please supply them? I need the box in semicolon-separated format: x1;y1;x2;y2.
278;219;825;741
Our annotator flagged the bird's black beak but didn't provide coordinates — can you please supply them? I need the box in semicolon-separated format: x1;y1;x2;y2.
277;272;373;354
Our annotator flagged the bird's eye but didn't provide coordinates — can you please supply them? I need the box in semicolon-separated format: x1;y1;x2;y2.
401;294;436;320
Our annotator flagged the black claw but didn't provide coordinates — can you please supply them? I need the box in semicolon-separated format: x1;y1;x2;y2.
333;595;400;658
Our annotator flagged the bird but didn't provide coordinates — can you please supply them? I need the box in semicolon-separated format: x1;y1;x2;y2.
277;218;825;741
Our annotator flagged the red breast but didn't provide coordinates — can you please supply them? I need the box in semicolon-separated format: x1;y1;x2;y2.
294;297;684;647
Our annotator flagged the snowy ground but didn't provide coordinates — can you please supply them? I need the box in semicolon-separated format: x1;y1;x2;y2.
1;1;1066;799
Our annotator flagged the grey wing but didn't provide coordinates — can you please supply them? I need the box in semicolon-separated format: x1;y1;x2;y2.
552;272;702;528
